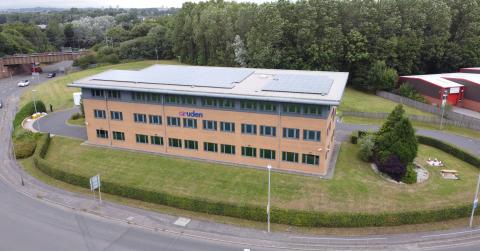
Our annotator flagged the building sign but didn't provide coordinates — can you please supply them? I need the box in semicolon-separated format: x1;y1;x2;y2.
179;111;203;118
90;174;100;191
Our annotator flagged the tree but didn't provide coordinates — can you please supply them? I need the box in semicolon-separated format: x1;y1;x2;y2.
375;117;418;165
46;21;65;49
63;23;74;47
232;34;247;67
366;60;398;92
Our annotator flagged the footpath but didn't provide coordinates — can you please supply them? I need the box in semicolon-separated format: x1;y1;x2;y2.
3;97;480;250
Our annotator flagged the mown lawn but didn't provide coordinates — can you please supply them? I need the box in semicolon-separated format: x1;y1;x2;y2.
67;117;85;126
19;60;181;111
44;136;478;213
339;88;433;116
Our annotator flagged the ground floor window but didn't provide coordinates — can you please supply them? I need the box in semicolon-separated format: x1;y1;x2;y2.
96;129;108;139
260;149;275;160
136;134;148;144
302;154;320;165
282;151;298;163
168;138;182;148
112;131;125;141
184;140;198;150
151;136;163;145
220;144;236;155
241;146;257;157
204;142;218;152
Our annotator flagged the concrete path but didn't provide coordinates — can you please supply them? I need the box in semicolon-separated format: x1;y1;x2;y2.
452;106;480;120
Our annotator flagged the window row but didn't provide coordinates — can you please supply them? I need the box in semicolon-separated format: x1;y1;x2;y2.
96;129;320;165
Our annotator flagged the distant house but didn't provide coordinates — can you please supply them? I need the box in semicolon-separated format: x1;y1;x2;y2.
37;24;47;30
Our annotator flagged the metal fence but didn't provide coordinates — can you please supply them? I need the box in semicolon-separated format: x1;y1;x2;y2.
375;91;480;130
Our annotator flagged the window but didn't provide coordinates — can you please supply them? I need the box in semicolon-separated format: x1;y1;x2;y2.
260;149;276;160
149;115;162;125
304;105;323;116
220;122;235;132
110;111;123;121
167;116;181;127
303;130;321;141
202;98;218;107
203;120;217;130
96;129;108;139
283;128;300;139
184;140;198;150
134;113;147;123
302;154;320;165
165;95;180;104
282;151;299;162
91;89;104;98
181;96;196;105
183;118;198;128
94;109;106;119
221;144;236;155
136;134;148;144
259;102;277;112
260;126;276;137
240;100;257;110
132;92;147;101
283;104;301;114
204;142;218;152
151;136;163;145
107;90;121;99
241;146;257;157
131;92;162;103
112;131;125;141
241;124;257;135
168;138;182;148
219;99;235;109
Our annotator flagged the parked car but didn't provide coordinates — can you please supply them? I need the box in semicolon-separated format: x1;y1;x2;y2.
47;72;56;78
0;99;2;108
17;80;30;87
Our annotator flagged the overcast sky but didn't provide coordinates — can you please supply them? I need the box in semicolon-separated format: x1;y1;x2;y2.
0;0;271;9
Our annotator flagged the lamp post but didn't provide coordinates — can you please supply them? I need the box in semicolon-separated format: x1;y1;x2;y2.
469;173;480;228
32;89;38;114
267;164;272;233
440;89;448;130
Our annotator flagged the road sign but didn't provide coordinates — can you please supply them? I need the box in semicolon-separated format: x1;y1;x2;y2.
90;175;100;191
474;198;478;209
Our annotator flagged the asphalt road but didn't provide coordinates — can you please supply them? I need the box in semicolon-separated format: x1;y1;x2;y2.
2;66;480;251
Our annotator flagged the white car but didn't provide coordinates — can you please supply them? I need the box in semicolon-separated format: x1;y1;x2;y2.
17;80;30;87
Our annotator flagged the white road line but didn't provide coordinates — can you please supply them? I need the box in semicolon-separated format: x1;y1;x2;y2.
421;228;480;238
290;236;388;241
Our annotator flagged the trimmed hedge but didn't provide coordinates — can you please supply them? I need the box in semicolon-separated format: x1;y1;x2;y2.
13;100;46;129
31;134;478;228
417;135;480;167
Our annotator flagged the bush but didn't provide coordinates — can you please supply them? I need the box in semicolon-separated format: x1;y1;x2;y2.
70;112;83;120
13;100;46;128
375;155;406;181
73;54;97;69
394;83;427;103
417;136;480;167
14;136;36;159
350;135;358;144
358;134;375;162
402;163;417;184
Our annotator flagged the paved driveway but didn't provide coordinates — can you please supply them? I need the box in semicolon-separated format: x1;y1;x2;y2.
33;107;87;140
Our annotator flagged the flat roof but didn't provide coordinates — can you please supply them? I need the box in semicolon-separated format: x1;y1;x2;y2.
460;67;480;71
401;74;464;88
70;64;349;105
441;73;480;86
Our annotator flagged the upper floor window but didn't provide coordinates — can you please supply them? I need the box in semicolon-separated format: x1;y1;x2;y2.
110;111;123;121
91;89;104;98
304;105;324;116
283;128;300;139
131;92;161;103
167;116;181;127
259;102;277;113
133;113;147;123
94;109;106;119
303;130;321;142
203;120;217;131
219;99;235;109
181;96;197;105
107;90;121;99
283;104;301;114
260;125;276;137
202;98;218;107
240;100;257;111
149;115;162;125
220;122;235;132
165;95;180;104
183;118;198;129
241;124;257;135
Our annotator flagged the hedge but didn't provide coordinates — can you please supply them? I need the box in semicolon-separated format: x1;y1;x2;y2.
31;134;477;228
417;135;480;168
13;100;46;129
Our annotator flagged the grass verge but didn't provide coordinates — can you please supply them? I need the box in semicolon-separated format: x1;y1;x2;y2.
67;117;85;126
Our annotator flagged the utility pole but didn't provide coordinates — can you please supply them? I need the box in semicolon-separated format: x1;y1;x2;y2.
469;173;480;228
267;164;272;233
440;89;448;130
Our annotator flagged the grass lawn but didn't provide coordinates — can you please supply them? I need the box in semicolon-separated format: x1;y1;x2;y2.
339;88;434;117
67;117;85;126
43;136;478;213
19;60;181;111
342;116;480;139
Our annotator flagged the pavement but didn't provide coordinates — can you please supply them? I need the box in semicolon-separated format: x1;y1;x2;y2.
2;67;480;250
452;107;480;120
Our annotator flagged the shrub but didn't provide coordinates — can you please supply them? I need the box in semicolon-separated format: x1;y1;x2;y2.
73;54;97;69
402;163;417;184
358;134;375;162
13;100;46;128
70;112;83;120
394;83;427;103
350;135;358;144
14;136;36;159
375;155;406;181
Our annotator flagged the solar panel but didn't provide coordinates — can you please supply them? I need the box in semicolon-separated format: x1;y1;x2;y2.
262;74;333;95
91;65;254;89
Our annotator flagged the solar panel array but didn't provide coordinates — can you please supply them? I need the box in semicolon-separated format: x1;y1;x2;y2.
261;74;333;95
91;65;254;89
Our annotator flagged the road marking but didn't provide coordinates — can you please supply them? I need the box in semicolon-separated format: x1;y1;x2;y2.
174;217;191;227
290;236;388;241
421;228;480;238
126;216;135;222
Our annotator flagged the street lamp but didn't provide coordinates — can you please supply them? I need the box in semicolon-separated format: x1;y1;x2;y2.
267;164;272;233
469;173;480;228
32;89;38;114
440;89;448;130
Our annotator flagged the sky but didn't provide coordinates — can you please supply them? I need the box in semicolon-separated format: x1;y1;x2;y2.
0;0;270;9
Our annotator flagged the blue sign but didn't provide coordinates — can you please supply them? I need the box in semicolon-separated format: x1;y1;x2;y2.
179;111;203;118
